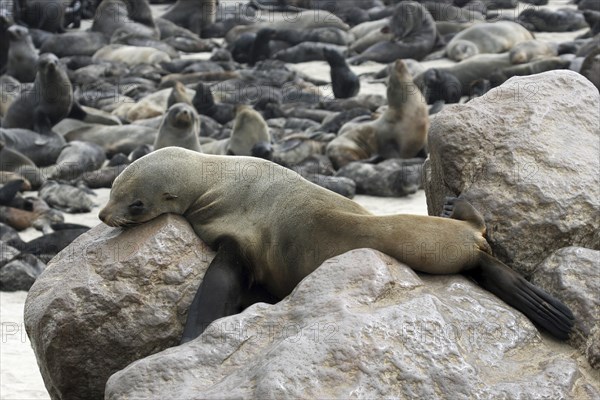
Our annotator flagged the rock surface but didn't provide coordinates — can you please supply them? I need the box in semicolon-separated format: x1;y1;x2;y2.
424;70;600;276
336;158;424;197
532;246;600;369
106;249;599;399
0;253;45;291
24;214;214;400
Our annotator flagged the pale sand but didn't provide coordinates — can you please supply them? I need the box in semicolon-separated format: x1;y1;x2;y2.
1;0;587;397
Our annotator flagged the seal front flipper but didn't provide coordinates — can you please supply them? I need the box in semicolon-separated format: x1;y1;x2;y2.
33;109;54;135
466;251;574;340
181;237;246;344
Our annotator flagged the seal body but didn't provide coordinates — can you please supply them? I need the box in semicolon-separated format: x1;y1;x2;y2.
446;21;533;61
3;53;73;133
6;25;38;82
153;103;201;152
91;0;158;39
201;105;272;159
324;47;360;99
327;60;428;169
99;148;574;342
100;149;487;297
349;2;437;64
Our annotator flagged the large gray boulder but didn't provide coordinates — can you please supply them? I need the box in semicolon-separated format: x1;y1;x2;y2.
106;249;599;399
424;70;600;276
24;214;215;400
532;247;600;369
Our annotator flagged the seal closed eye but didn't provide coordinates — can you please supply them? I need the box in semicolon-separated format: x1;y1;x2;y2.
98;148;575;343
128;200;145;216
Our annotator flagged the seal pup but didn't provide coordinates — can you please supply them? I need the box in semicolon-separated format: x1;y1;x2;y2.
249;28;276;66
192;82;235;125
3;53;73;134
201;105;272;159
323;47;360;99
6;25;38;83
38;180;96;213
153;103;202;152
99;148;574;342
0;178;27;206
326;60;428;169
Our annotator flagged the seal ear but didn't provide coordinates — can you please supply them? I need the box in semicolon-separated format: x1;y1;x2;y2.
163;192;178;201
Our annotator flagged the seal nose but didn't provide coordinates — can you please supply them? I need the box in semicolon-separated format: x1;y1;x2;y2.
98;208;108;224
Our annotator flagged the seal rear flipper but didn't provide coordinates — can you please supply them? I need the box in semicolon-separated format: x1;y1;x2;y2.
467;251;574;340
180;237;249;344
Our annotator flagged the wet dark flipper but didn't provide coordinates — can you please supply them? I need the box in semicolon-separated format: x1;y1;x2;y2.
180;237;279;344
467;250;574;340
180;237;248;344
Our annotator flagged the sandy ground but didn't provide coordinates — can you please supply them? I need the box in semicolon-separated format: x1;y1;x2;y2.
0;0;589;398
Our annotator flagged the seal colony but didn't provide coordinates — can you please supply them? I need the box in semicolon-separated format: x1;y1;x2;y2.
100;148;574;342
1;1;598;394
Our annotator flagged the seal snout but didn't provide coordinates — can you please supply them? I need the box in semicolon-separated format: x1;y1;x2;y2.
38;53;59;71
98;207;110;225
177;109;192;123
7;25;24;40
98;206;120;227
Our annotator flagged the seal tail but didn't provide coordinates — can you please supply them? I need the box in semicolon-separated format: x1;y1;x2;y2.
467;251;574;340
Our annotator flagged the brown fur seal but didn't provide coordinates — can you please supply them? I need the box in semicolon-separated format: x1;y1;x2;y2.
326;60;428;169
3;53;73;134
348;2;437;64
6;25;38;82
161;0;217;37
446;21;533;62
153;103;201;152
201;105;272;159
414;53;513;99
91;0;158;40
167;81;192;108
99;147;574;343
509;40;558;64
